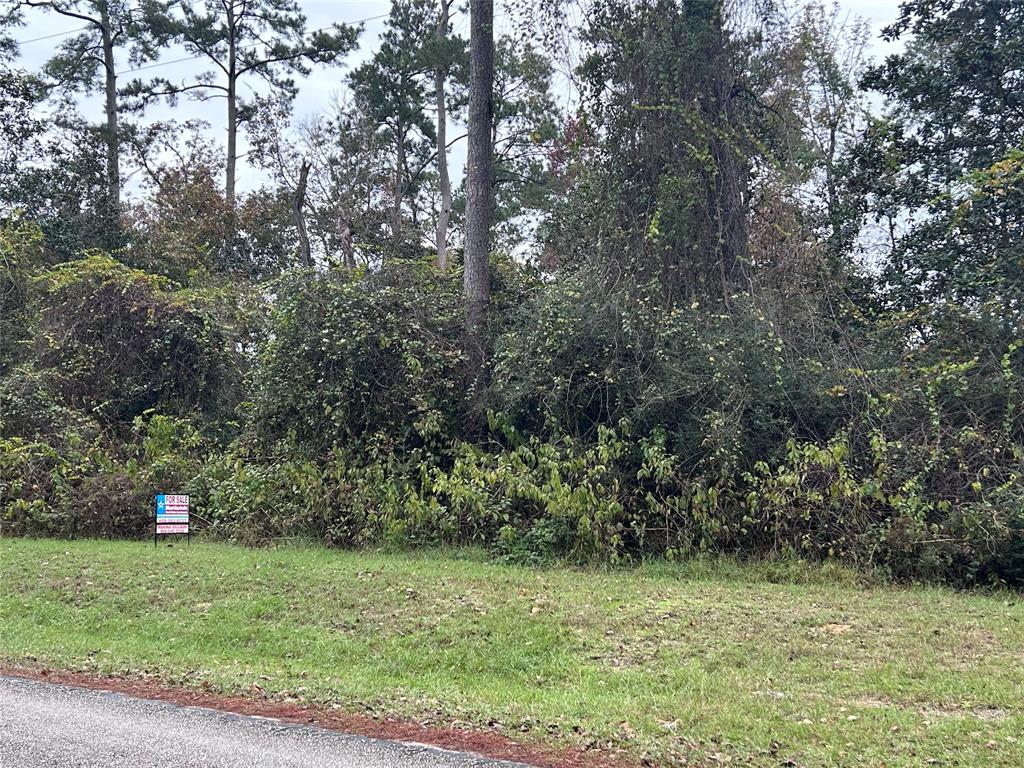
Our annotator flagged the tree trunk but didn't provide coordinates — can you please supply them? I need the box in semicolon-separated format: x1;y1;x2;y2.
392;118;406;257
293;159;312;267
435;0;453;270
711;126;747;292
226;87;237;208
463;0;495;421
339;218;355;269
99;6;120;218
707;22;747;303
225;6;238;210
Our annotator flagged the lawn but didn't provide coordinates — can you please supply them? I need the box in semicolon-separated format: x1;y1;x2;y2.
0;538;1021;767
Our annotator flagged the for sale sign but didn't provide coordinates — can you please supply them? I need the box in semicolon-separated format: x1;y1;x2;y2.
155;494;190;540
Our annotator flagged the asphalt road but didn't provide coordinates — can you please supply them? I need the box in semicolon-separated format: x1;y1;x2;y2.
0;675;531;768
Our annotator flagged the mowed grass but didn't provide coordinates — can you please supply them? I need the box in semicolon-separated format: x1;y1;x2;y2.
1;539;1022;767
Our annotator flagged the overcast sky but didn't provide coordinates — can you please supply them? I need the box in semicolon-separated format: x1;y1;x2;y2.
9;0;907;200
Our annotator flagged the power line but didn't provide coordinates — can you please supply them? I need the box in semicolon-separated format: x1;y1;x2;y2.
116;12;390;77
15;24;91;45
119;53;207;76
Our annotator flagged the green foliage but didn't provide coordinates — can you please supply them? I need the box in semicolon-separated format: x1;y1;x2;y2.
859;0;1024;311
345;0;444;259
493;274;792;457
26;253;237;426
130;0;359;108
249;264;465;451
0;217;45;370
3;117;118;260
489;38;560;247
126;158;299;280
0;413;202;538
561;0;766;301
741;327;1024;584
0;66;47;188
0;368;99;448
4;0;1024;590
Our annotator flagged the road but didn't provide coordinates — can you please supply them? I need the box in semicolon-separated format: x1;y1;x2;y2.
0;675;531;768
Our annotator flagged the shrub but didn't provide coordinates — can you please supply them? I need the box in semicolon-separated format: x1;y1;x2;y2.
493;276;805;468
0;414;206;539
0;217;46;370
0;368;99;448
249;264;465;452
27;253;236;426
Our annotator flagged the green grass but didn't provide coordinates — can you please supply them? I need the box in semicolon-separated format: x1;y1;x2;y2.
1;538;1022;767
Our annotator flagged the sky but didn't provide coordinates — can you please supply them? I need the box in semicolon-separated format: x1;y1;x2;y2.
8;0;908;201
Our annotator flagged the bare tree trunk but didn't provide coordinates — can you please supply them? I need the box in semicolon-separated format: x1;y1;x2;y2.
226;87;237;208
293;159;312;267
392;119;406;257
463;0;495;422
225;5;238;210
435;0;453;270
99;6;120;217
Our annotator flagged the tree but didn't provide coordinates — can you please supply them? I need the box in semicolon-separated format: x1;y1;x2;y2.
0;66;46;200
859;0;1024;314
432;0;457;269
248;96;393;269
348;0;438;260
558;0;759;305
3;109;115;261
292;158;312;268
134;0;359;209
789;1;870;260
124;123;232;279
17;0;151;232
489;37;558;249
723;0;872;332
463;0;495;417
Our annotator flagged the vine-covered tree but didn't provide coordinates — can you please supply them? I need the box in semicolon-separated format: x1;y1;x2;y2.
559;0;759;304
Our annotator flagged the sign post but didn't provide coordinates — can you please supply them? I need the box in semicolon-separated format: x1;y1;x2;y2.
155;494;190;546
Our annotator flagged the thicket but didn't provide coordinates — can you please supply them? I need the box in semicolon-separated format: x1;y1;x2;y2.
2;0;1023;586
3;228;1022;584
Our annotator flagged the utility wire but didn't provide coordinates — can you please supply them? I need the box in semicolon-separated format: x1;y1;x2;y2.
15;24;91;45
13;10;388;68
116;12;390;76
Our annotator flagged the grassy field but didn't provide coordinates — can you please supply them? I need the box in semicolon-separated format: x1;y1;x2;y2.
0;538;1022;767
